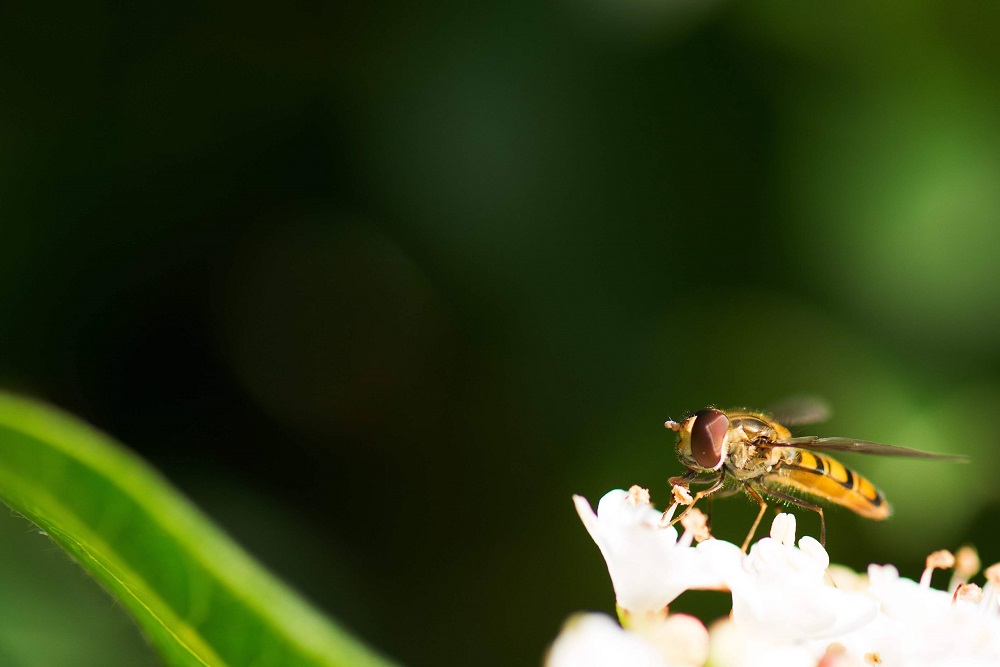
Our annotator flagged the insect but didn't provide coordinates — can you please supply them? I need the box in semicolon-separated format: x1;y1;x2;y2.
664;400;965;550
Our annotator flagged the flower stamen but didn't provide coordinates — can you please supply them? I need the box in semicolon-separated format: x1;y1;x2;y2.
952;582;983;605
660;484;693;528
659;503;679;527
679;507;711;544
919;549;954;588
626;485;651;506
980;563;1000;615
949;545;980;593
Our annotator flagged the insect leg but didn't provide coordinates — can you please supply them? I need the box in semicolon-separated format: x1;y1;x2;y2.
668;473;726;527
668;470;699;487
741;484;768;552
760;487;827;546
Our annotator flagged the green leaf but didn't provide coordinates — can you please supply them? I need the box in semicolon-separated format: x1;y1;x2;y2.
0;392;398;667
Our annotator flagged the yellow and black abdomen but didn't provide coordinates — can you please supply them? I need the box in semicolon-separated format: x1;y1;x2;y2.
765;450;891;520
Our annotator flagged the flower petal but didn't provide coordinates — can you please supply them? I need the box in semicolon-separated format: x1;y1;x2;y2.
726;514;877;642
573;490;729;613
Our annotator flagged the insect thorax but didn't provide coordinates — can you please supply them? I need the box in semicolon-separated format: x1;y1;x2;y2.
725;415;789;480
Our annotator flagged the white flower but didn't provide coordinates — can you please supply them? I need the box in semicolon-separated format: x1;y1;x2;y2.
573;488;742;614
840;561;1000;667
559;486;1000;667
545;613;673;667
627;612;710;667
866;563;952;622
546;612;710;667
723;514;877;643
707;617;819;667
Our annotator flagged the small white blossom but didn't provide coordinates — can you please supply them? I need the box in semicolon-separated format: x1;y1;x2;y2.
841;563;1000;666
545;613;673;667
724;514;878;643
546;611;711;667
628;612;710;667
573;488;742;614
707;617;819;667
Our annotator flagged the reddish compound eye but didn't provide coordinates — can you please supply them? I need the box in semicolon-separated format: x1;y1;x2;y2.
690;408;729;469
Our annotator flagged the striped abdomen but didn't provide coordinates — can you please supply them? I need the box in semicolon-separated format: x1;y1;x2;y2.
765;450;891;520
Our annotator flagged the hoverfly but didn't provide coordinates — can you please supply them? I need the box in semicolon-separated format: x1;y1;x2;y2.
664;400;965;550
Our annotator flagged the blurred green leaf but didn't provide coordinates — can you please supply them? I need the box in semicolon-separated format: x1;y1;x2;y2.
0;393;396;667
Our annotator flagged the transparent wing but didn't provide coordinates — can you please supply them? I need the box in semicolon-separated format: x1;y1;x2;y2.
776;436;968;462
765;396;831;427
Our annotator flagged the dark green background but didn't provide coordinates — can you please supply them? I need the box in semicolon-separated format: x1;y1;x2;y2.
3;2;1000;665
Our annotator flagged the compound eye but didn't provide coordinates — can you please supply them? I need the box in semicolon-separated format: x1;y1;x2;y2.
690;408;729;469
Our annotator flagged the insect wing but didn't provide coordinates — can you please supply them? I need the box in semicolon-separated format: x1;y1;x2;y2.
777;436;967;462
765;395;831;427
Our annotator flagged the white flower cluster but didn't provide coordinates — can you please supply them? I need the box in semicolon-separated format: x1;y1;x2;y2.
548;487;1000;667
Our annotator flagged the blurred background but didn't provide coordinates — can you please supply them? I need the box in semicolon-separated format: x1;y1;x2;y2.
3;1;1000;665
